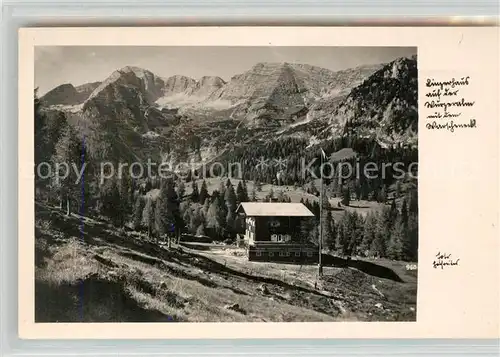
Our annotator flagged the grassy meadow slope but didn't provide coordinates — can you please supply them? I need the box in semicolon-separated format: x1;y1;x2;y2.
35;202;417;323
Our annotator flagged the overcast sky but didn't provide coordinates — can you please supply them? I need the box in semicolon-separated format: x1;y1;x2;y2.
35;46;416;95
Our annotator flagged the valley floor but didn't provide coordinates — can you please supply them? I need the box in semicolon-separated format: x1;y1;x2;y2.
35;203;417;323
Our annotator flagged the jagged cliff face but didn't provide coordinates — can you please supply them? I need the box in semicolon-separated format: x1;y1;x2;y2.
163;75;196;96
211;63;312;126
305;64;383;122
204;63;372;126
75;81;101;99
41;81;102;107
185;76;226;98
64;67;172;161
87;66;166;104
204;62;383;127
155;75;226;108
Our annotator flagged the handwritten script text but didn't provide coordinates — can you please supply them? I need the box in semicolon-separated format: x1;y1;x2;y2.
432;252;460;269
424;76;476;132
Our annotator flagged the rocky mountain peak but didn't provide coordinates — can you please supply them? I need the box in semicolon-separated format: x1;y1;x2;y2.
185;76;226;98
318;55;418;148
163;75;197;95
84;66;165;105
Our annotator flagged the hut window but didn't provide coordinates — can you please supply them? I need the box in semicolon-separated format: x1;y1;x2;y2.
307;252;313;257
269;252;274;257
286;251;291;257
295;252;301;257
256;251;261;257
279;251;285;257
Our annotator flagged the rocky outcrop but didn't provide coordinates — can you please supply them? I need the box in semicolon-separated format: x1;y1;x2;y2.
207;62;381;126
185;76;226;98
75;82;101;101
41;82;101;106
163;75;197;96
41;83;81;106
319;55;418;148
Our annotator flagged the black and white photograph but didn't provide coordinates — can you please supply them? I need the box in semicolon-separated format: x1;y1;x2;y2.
33;46;419;323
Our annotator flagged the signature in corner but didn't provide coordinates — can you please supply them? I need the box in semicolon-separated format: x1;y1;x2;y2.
432;252;460;269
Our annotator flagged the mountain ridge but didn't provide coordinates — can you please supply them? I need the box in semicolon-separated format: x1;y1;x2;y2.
39;55;417;165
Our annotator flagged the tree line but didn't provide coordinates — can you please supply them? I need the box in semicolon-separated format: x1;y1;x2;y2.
299;187;418;261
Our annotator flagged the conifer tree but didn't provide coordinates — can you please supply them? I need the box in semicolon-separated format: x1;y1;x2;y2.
143;197;156;239
387;214;406;260
202;197;210;215
406;189;419;261
236;181;246;203
251;187;258;202
360;211;377;256
377;185;387;203
129;179;137;206
335;223;348;256
341;186;350;206
350;211;365;256
329;176;339;198
371;206;391;257
407;213;418;261
401;199;409;227
276;190;286;202
100;178;124;226
183;206;194;232
132;195;145;231
224;184;237;237
387;199;398;232
52;124;84;215
35;88;48;178
299;217;314;245
177;180;186;200
323;210;335;250
196;223;205;236
191;181;199;202
395;180;402;198
206;199;223;237
189;207;205;234
155;179;181;247
144;179;152;193
119;171;132;217
242;179;249;201
219;181;226;197
354;179;362;201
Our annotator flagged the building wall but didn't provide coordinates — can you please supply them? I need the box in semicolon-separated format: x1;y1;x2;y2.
244;217;256;244
251;216;303;242
255;216;269;241
243;215;316;263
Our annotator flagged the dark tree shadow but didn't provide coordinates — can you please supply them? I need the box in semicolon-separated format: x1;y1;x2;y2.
174;248;338;300
179;242;212;251
321;254;404;283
